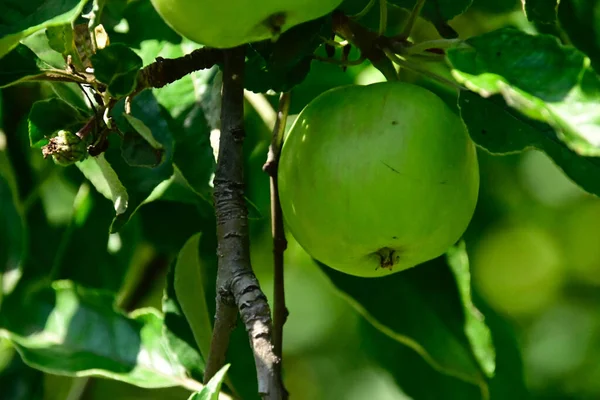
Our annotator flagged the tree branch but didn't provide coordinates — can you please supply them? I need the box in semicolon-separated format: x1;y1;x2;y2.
262;92;291;400
136;47;224;91
204;45;283;399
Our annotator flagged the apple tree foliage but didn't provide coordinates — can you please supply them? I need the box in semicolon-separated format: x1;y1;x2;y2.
0;0;599;399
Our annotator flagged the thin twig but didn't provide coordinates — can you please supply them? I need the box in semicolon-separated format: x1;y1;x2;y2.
262;92;291;400
398;0;426;39
204;46;283;399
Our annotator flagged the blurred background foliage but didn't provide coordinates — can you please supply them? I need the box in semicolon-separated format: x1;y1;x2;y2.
2;0;600;399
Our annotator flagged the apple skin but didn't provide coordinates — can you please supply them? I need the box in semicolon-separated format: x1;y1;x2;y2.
278;82;480;277
149;0;343;48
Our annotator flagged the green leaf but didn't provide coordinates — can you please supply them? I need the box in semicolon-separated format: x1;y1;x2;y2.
90;44;143;97
448;27;600;157
22;30;67;69
360;320;484;400
523;0;558;25
558;0;600;72
317;255;489;393
447;242;495;378
163;253;205;384
123;114;164;149
28;98;87;147
0;0;88;59
244;17;331;93
171;103;215;199
173;233;213;364
52;184;141;293
160;214;258;400
46;81;90;113
459;90;600;197
45;24;74;57
0;280;204;391
388;0;472;37
188;364;230;400
103;90;175;232
121;114;165;168
76;154;130;217
132;37;203;119
0;44;55;88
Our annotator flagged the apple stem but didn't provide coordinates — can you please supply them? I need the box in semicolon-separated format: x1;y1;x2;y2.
204;46;285;400
378;0;388;36
349;0;377;20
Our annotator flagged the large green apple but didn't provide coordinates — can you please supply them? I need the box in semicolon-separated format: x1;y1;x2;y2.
278;82;479;277
149;0;343;48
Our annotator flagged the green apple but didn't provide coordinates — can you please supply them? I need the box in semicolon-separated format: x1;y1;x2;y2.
149;0;343;48
278;82;479;277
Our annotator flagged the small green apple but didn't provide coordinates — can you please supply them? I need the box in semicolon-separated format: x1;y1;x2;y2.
278;82;480;277
149;0;343;48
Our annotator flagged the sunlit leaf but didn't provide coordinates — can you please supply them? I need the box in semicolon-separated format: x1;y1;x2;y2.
448;27;600;156
459;91;600;197
447;242;495;378
188;364;230;400
0;0;88;58
0;280;204;391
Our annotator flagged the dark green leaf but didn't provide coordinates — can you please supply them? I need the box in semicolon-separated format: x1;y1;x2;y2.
171;103;215;199
470;0;519;13
52;184;141;293
28;97;87;148
388;0;472;37
0;0;88;58
448;27;600;156
0;347;44;400
459;90;600;197
138;201;208;256
558;0;600;72
524;0;558;25
163;250;205;384
46;81;90;113
121;114;165;168
317;255;488;390
0;280;204;391
91;44;143;97
360;320;484;400
120;131;164;168
244;17;332;93
0;44;55;88
93;90;174;232
188;365;230;400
